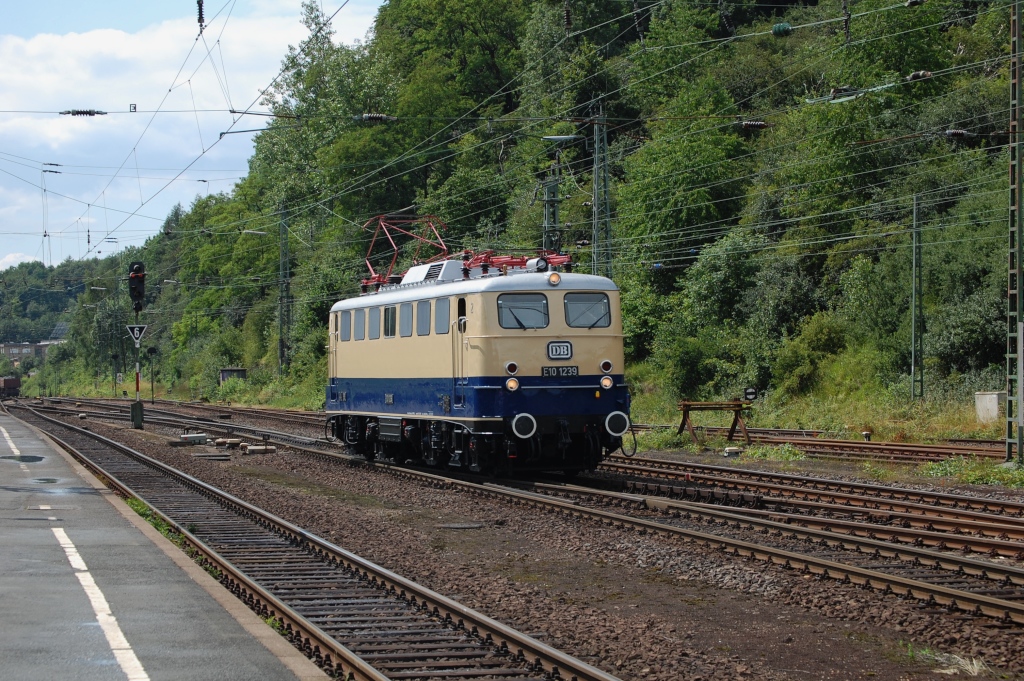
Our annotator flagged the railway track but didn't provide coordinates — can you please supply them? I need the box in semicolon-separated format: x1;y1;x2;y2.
67;398;1009;462
601;455;1024;516
64;397;326;436
10;404;619;681
632;423;1006;462
26;401;1024;628
45;402;1024;554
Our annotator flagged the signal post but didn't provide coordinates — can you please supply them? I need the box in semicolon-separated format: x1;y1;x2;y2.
128;262;146;429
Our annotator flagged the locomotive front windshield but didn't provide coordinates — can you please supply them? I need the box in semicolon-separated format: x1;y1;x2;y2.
564;292;611;328
497;293;548;329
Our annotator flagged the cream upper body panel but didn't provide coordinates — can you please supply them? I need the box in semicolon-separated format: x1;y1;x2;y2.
327;272;622;380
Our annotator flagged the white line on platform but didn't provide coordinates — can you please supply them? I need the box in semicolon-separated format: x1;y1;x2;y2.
0;426;21;456
52;528;150;681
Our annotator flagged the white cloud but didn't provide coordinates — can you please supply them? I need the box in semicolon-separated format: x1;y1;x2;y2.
0;2;381;264
0;253;41;271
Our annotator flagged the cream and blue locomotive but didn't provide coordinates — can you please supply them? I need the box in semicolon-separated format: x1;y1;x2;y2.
324;256;631;474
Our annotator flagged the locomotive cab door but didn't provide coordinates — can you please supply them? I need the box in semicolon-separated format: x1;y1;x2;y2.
452;297;468;409
328;312;337;379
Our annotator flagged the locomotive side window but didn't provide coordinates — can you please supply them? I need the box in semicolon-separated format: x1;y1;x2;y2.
384;306;397;338
435;297;450;334
399;303;413;337
340;310;351;341
354;309;365;340
416;300;431;336
564;292;611;328
497;293;548;329
369;307;381;340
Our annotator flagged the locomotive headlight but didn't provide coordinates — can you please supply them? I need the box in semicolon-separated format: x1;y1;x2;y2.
600;359;613;373
505;361;519;375
505;377;520;391
600;376;614;390
547;272;561;286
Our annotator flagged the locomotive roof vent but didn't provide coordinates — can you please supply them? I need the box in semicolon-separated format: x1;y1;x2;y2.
424;262;444;280
401;260;465;285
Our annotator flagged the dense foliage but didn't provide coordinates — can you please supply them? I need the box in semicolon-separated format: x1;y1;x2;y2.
7;0;1012;408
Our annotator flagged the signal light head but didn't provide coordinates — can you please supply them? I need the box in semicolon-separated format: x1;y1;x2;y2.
505;361;519;375
600;360;613;373
600;376;614;390
505;377;520;391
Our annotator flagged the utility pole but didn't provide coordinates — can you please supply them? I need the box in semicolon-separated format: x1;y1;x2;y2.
540;135;581;253
278;206;291;374
1009;0;1024;464
591;106;613;279
910;195;924;400
542;155;562;252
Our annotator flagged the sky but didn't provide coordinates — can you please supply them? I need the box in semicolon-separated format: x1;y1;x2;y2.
0;0;383;272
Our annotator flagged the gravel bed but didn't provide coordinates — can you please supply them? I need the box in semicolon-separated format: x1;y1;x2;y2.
42;414;1024;680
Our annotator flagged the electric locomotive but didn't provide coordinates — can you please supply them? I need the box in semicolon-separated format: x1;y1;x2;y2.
324;252;631;475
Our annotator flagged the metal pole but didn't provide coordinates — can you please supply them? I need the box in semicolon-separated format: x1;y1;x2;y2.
1009;0;1023;463
135;343;140;403
542;162;561;252
911;195;923;400
278;206;290;374
131;313;143;429
591;106;613;279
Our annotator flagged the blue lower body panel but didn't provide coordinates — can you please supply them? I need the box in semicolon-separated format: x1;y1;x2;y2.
325;375;629;421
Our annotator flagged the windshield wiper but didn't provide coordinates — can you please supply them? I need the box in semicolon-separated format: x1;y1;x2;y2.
507;307;528;330
587;311;610;329
569;299;607;328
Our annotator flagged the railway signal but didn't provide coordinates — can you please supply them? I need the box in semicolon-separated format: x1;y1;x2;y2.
126;262;146;429
128;262;145;313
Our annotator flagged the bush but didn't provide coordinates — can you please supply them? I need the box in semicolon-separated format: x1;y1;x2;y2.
656;325;735;399
772;312;846;395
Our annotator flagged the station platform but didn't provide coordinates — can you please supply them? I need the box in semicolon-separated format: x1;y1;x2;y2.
0;409;325;681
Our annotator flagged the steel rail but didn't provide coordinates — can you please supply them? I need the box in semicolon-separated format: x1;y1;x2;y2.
11;405;622;681
603;455;1024;516
631;423;1005;461
649;483;1024;544
530;481;1024;564
610;465;1024;533
696;428;999;458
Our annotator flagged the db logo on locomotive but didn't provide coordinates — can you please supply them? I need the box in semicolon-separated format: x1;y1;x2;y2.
547;341;573;360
